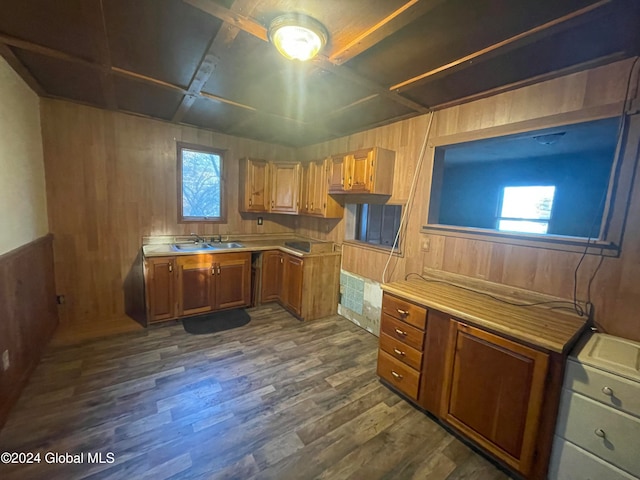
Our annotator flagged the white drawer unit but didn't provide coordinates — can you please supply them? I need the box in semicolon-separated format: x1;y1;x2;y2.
549;333;640;480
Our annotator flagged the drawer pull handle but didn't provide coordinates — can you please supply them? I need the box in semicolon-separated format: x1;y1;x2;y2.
391;371;403;380
602;386;613;396
594;428;606;438
396;308;409;316
394;328;407;336
393;348;405;356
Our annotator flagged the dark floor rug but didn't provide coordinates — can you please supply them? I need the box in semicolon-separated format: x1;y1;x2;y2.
182;308;251;334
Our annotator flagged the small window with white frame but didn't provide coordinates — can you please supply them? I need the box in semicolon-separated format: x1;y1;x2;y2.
497;185;556;234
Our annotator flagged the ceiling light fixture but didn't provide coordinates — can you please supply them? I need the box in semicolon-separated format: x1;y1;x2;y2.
268;13;328;61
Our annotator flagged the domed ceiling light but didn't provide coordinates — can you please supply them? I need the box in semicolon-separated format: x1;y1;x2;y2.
268;13;328;61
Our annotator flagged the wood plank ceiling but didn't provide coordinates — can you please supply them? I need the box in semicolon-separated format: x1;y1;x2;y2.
1;0;638;147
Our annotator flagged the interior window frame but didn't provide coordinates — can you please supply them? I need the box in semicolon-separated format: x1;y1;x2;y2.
422;107;635;256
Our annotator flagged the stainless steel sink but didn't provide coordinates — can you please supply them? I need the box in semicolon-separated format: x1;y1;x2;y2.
209;242;244;249
172;243;215;251
171;242;244;252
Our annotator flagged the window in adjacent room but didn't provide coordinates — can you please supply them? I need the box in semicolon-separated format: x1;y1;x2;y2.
355;203;402;250
177;142;226;223
497;185;556;234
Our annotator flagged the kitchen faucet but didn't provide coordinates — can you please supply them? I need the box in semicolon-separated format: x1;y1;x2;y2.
190;233;205;243
213;234;222;243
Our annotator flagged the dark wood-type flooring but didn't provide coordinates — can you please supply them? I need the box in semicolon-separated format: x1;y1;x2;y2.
0;305;511;480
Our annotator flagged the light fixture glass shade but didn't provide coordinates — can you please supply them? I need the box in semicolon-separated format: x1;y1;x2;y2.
268;14;327;61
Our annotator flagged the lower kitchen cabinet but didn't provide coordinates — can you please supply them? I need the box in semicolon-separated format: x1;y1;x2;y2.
144;252;251;324
442;323;549;476
376;282;587;480
260;250;283;303
260;249;340;321
145;256;176;322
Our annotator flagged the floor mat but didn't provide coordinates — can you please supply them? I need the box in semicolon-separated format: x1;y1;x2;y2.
182;309;251;334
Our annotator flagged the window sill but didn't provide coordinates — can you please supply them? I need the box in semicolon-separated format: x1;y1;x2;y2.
421;224;620;256
343;240;403;257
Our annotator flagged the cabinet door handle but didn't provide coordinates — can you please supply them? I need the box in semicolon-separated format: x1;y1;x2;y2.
602;386;613;396
168;263;173;273
394;328;407;336
391;371;403;380
310;202;313;210
280;257;283;264
396;308;409;316
217;266;221;275
393;348;405;356
594;428;606;438
348;176;352;186
271;200;274;208
211;265;215;276
249;198;252;207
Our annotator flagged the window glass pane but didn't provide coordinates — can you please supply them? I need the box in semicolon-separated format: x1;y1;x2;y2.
181;149;221;218
500;186;555;220
355;204;402;249
498;219;549;234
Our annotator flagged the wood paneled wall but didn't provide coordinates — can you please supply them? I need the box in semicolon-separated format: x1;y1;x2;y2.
40;100;296;337
295;58;640;342
0;234;58;428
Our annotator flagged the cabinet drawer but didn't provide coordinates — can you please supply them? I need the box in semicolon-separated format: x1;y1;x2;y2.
379;333;423;371
382;293;427;330
564;360;640;418
556;389;640;476
380;313;425;351
377;350;420;400
549;436;636;480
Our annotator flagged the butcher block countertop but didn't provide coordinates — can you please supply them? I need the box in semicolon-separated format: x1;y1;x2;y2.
382;278;588;354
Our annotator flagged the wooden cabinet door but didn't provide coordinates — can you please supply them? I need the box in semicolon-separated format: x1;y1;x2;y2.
146;257;176;322
240;158;269;212
443;322;549;476
348;149;373;192
309;160;326;216
282;254;304;316
270;162;301;214
328;154;348;192
301;162;317;215
214;252;251;310
261;250;283;303
176;254;215;316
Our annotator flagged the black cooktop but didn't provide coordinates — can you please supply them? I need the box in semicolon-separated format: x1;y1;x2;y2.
284;241;311;253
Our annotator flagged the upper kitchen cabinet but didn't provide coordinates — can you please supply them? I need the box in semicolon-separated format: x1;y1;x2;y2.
270;161;301;214
239;159;301;215
328;147;395;195
301;159;343;219
239;158;270;213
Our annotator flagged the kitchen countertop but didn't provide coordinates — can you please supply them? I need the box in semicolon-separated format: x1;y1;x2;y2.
142;235;339;259
382;278;588;354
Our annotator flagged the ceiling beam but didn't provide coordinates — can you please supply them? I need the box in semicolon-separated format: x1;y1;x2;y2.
184;0;431;115
430;52;627;112
173;0;263;123
0;32;101;71
312;56;430;114
390;0;613;92
81;0;117;109
0;43;46;95
183;0;268;41
328;0;447;65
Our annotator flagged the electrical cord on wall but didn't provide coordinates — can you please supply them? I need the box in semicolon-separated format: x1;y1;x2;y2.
381;111;435;284
572;55;640;325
